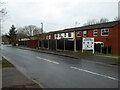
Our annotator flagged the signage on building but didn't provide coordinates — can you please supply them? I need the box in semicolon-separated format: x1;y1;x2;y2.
82;38;94;53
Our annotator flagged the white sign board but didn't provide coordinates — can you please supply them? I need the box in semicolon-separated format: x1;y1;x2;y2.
82;38;94;53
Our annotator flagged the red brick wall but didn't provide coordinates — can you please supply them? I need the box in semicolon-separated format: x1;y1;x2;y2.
28;40;39;48
51;34;55;39
119;24;120;55
111;24;120;55
75;25;120;54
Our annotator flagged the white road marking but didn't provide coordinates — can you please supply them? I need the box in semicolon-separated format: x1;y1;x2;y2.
70;66;118;81
36;57;59;64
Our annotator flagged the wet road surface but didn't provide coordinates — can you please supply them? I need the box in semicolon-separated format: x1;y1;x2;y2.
2;46;118;88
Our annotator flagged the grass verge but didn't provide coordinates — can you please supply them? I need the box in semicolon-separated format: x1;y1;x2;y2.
2;57;14;68
95;53;120;57
116;58;120;64
57;49;94;55
0;64;1;68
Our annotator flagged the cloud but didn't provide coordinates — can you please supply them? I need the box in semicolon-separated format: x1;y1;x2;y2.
2;0;119;34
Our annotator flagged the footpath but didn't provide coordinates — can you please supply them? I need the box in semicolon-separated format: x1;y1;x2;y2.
2;57;43;90
15;46;119;66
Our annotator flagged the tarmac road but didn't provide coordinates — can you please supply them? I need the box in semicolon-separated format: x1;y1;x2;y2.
2;46;119;88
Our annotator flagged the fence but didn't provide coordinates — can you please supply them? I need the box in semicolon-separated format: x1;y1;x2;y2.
18;39;82;51
94;43;112;54
101;46;112;54
65;40;74;50
28;40;39;48
49;40;56;50
18;39;112;54
18;41;28;46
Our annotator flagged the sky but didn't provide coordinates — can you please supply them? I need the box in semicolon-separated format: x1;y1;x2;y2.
1;0;119;34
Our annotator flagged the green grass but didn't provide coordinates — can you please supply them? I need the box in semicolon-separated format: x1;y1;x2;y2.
2;57;14;68
95;53;120;57
57;49;94;55
56;49;120;56
0;64;2;68
116;58;120;63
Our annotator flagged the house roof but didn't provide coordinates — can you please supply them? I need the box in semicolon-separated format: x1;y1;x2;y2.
49;20;120;34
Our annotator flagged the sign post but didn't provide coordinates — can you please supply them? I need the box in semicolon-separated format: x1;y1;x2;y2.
82;38;94;54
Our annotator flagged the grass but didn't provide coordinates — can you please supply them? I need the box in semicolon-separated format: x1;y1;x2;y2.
0;64;1;68
58;50;120;57
2;57;14;68
95;53;120;57
116;58;120;63
57;49;94;55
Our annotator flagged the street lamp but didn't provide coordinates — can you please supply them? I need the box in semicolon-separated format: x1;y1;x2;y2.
41;22;44;48
74;21;80;52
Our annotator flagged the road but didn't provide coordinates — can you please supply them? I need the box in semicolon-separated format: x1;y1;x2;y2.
2;46;119;88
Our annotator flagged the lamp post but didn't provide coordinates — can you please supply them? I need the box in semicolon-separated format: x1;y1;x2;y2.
41;22;44;48
0;8;7;44
74;21;80;52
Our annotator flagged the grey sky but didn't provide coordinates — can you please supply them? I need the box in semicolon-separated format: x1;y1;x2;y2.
1;0;119;34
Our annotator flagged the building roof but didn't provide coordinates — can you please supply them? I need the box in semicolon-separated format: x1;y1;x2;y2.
75;20;120;31
49;20;120;34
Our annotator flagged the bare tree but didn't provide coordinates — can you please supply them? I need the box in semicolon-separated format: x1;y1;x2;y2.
114;16;120;21
33;27;41;35
99;18;109;23
83;19;98;26
23;25;35;36
16;25;41;39
83;18;109;26
16;27;28;40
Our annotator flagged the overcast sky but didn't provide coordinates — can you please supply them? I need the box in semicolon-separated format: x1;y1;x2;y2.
1;0;119;34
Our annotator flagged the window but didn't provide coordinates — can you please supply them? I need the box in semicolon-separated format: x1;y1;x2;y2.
83;31;87;36
68;32;71;37
56;34;58;38
64;33;66;37
101;28;109;36
77;31;81;37
59;33;61;37
94;29;98;36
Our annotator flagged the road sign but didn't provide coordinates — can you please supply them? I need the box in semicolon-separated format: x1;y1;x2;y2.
82;38;94;53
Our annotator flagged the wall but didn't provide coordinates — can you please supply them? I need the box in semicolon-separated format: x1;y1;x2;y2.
111;24;120;54
75;26;119;54
28;40;39;48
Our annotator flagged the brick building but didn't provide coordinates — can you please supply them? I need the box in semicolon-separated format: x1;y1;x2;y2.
45;20;120;54
18;20;120;55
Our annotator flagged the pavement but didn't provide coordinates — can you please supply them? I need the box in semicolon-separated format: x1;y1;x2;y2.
0;48;2;90
0;66;2;90
2;67;42;89
1;45;119;88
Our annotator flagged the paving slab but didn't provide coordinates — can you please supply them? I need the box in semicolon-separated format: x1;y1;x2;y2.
2;67;42;89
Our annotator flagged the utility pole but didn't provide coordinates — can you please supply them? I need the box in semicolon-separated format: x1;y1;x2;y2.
118;1;120;19
64;38;65;51
0;6;7;45
41;22;44;48
0;14;1;49
74;21;77;52
74;31;76;52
